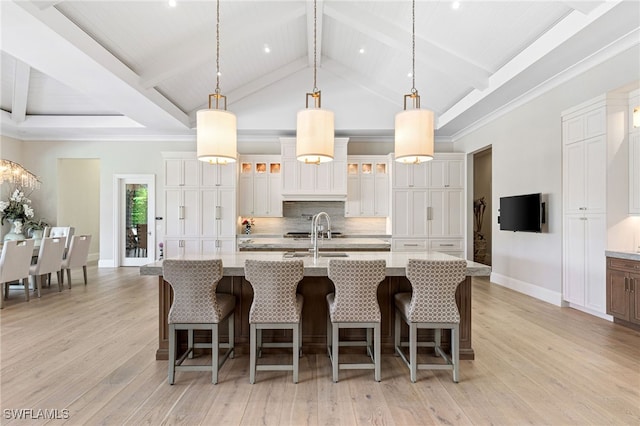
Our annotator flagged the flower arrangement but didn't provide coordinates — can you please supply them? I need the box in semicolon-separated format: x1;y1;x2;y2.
0;188;34;226
242;217;255;234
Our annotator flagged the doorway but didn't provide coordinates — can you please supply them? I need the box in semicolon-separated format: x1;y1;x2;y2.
473;148;492;266
115;175;155;267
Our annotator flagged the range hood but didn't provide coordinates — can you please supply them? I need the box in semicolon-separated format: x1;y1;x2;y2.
280;138;348;202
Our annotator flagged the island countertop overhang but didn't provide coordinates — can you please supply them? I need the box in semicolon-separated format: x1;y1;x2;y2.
140;251;491;277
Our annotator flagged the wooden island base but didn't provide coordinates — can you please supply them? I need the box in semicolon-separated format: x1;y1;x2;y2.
155;275;474;361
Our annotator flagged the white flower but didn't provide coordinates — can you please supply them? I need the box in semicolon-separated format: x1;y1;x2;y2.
0;201;7;212
23;204;34;218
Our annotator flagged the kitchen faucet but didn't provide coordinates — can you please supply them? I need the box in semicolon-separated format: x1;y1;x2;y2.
310;212;332;260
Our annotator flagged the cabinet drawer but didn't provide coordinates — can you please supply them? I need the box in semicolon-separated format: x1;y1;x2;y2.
429;239;463;250
392;239;427;251
608;257;640;272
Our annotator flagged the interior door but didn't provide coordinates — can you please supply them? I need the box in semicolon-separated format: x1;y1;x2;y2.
119;175;155;267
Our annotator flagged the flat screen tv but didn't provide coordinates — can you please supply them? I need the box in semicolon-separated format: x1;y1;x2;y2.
498;193;544;232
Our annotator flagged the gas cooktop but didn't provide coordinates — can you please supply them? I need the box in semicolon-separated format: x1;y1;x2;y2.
283;231;342;238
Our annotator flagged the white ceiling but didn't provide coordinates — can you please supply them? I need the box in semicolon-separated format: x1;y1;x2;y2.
1;0;639;144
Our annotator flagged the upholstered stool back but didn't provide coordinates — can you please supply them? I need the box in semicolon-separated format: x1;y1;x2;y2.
164;259;228;324
327;259;386;322
245;259;304;324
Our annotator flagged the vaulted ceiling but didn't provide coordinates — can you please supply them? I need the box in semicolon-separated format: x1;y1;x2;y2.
1;0;639;143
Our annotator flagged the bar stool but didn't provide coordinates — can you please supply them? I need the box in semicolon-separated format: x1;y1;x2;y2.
163;259;235;385
394;259;467;383
244;259;304;384
326;259;386;382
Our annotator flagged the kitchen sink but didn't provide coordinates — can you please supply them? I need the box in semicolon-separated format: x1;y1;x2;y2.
283;252;349;258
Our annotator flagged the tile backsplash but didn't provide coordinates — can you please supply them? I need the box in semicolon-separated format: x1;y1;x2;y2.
242;201;388;235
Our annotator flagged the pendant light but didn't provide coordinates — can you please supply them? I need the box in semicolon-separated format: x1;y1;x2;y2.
296;0;334;164
394;0;434;164
196;0;237;164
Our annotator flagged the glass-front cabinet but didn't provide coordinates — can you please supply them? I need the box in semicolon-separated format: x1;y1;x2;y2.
239;155;283;217
345;155;389;217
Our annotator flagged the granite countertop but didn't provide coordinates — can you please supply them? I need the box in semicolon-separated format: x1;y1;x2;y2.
237;237;391;250
140;251;491;277
605;250;640;261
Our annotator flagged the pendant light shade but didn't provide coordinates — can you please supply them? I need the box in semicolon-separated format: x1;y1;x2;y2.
296;107;334;163
394;0;434;164
395;108;434;164
197;108;237;163
296;0;334;164
196;0;237;164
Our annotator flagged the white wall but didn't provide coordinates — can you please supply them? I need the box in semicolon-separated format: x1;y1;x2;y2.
20;140;197;264
455;45;640;304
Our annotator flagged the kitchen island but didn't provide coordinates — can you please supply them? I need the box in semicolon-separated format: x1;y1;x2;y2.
141;251;491;361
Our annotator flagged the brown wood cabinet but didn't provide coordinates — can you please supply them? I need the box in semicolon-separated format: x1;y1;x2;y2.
606;257;640;330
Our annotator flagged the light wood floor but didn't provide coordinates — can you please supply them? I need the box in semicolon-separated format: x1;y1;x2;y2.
1;266;639;425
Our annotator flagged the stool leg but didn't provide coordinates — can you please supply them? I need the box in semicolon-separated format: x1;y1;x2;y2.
228;312;235;359
452;324;459;383
168;324;176;384
374;323;381;382
293;323;299;384
366;328;373;359
410;323;417;383
326;314;332;358
332;323;339;383
212;324;219;384
394;309;401;355
250;324;256;384
299;321;303;357
188;330;194;359
257;328;263;358
434;328;441;356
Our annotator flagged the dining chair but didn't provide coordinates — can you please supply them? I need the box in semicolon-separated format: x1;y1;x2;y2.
163;259;235;385
61;235;91;288
45;226;75;250
326;259;386;382
394;259;467;383
244;259;304;384
0;239;36;309
29;236;67;296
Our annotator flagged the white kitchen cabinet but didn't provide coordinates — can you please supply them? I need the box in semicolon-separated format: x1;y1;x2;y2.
429;157;464;188
561;94;628;317
391;153;465;253
201;238;236;254
345;156;389;217
563;136;606;215
392;160;428;188
164;158;199;187
392;189;428;238
164;188;199;237
280;138;349;200
163;153;237;255
201;162;236;187
428;189;464;238
629;132;640;215
164;238;200;257
238;155;282;217
563;214;606;311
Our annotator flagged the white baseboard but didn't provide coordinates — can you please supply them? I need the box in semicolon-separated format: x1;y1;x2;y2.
490;272;563;306
565;303;613;321
98;259;115;268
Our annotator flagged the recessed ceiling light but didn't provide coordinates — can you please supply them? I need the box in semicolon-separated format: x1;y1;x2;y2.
359;48;365;54
407;72;413;78
264;45;271;54
452;1;461;10
169;0;177;8
217;71;222;77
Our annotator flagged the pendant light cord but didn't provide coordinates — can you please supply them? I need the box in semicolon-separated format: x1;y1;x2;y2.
411;0;416;94
215;0;221;96
312;0;318;93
